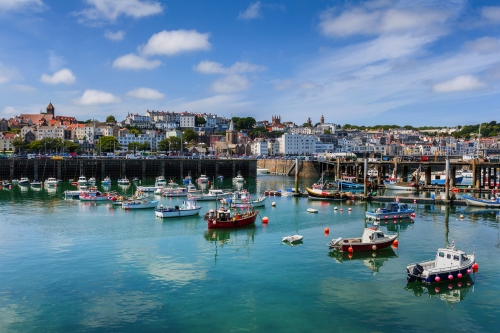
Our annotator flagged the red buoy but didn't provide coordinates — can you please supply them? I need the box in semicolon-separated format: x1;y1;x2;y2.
262;216;269;223
472;263;479;270
435;276;441;282
448;274;453;280
392;239;399;247
457;282;462;287
348;246;353;253
434;287;440;293
324;228;329;235
457;273;462;279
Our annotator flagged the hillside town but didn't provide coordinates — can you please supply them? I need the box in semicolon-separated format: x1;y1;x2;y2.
0;102;499;159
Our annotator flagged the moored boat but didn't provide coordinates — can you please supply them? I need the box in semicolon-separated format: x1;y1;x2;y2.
191;189;231;201
406;242;476;284
77;175;88;186
282;235;304;243
306;187;348;201
198;174;209;183
155;198;202;218
233;174;244;183
383;181;416;191
30;179;42;187
204;204;259;228
328;224;398;252
45;177;58;187
18;177;30;186
366;202;415;220
462;195;500;208
117;177;130;186
79;187;110;201
257;168;269;175
101;176;112;186
122;198;159;209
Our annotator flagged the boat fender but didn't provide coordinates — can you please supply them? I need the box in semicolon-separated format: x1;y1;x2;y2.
372;245;377;251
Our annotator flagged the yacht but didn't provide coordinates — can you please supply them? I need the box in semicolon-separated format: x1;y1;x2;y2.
117;177;130;186
198;174;209;183
45;177;58;186
18;177;29;186
233;174;245;183
77;176;88;186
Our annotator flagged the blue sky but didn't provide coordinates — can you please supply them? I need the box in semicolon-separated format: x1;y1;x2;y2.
1;0;500;126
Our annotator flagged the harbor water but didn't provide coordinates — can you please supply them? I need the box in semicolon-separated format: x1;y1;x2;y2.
0;176;499;332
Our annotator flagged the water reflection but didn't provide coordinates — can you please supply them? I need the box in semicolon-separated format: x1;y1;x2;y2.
203;226;256;264
405;278;474;306
328;248;397;273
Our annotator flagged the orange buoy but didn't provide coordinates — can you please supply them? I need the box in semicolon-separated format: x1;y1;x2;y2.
392;239;399;247
348;246;353;253
262;216;269;223
348;253;353;259
324;227;329;234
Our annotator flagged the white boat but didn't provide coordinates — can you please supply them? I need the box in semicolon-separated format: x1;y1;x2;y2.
223;190;267;207
406;242;476;284
187;182;199;193
155;176;167;187
191;189;231;201
307;208;318;213
155;198;202;218
161;182;189;197
11;179;19;185
77;176;88;186
101;176;111;186
257;168;269;175
30;179;42;187
117;177;130;186
198;174;209;183
45;177;58;186
383;181;416;191
88;177;96;185
463;194;500;208
122;198;159;209
18;177;29;186
461;170;473;178
79;187;110;201
282;235;304;243
64;190;82;199
233;174;245;183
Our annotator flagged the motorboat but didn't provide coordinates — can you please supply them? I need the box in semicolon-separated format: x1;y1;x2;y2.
383;180;416;191
187;182;199;193
365;202;415;221
217;175;224;180
117;177;130;186
30;179;42;187
18;177;29;186
335;175;364;189
191;189;231;201
79;187;110;201
64;190;83;199
328;224;398;252
45;177;58;187
132;177;140;183
257;168;269;175
101;176;112;186
88;177;96;185
122;198;159;209
406;242;476;284
221;195;267;208
155;198;202;218
233;174;244;183
155;176;167;187
462;194;500;208
282;235;304;243
161;182;189;197
307;208;318;213
77;176;88;186
306;187;348;201
198;174;209;183
204;204;259;228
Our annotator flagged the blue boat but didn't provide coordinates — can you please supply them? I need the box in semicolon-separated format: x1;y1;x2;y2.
366;202;415;220
335;176;364;189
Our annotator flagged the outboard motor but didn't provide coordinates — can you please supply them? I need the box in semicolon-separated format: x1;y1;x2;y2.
412;264;424;276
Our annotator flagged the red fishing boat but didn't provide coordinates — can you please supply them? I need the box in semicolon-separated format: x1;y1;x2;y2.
204;204;259;228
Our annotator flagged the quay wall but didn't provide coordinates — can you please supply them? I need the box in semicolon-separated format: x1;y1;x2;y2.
0;159;257;181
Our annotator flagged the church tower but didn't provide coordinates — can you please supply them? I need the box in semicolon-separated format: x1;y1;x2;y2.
226;118;237;144
46;103;55;116
320;114;324;124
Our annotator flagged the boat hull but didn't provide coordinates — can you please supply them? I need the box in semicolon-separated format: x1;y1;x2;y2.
383;181;415;190
406;256;476;284
155;207;202;218
306;187;347;201
331;235;398;252
366;211;414;220
206;212;258;228
463;196;500;208
122;201;159;209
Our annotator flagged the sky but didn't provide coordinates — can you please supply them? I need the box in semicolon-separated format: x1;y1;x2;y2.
1;0;500;126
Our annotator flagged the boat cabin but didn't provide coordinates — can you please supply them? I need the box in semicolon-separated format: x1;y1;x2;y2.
361;228;388;243
377;202;408;213
207;208;232;221
434;247;470;269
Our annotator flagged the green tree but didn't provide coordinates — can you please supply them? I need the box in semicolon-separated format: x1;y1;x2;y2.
64;141;80;153
106;115;116;123
12;136;26;153
97;136;119;152
182;129;197;143
195;116;207;126
129;128;141;137
168;136;181;151
138;142;151;151
232;117;256;130
128;142;140;153
302;123;312;128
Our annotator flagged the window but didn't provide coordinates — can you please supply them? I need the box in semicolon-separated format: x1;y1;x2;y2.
447;254;451;259
439;252;444;257
453;255;459;261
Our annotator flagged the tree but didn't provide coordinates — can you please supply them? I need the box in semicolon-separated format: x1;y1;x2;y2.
12;136;26;153
182;129;197;143
129;128;141;137
195;116;207;126
157;138;170;152
128;142;140;153
302;123;312;128
232;117;256;130
64;141;80;153
106;115;116;123
138;142;151;151
168;136;181;151
97;136;119;152
28;140;42;153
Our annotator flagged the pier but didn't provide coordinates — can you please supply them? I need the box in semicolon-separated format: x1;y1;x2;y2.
0;158;257;181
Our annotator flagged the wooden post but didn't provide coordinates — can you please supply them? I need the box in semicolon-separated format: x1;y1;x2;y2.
295;158;299;195
363;159;368;198
101;160;105;180
445;159;450;202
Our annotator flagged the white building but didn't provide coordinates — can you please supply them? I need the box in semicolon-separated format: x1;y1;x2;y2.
36;125;66;140
251;139;268;155
278;133;317;155
180;113;196;129
268;139;280;156
75;124;96;140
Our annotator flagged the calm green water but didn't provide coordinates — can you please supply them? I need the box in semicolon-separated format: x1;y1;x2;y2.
0;176;499;332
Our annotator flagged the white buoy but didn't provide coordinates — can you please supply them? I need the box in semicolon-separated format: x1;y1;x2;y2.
348;208;352;211
334;207;338;210
272;202;276;207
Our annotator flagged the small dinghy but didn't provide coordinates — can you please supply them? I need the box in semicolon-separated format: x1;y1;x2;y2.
282;235;304;243
307;208;318;213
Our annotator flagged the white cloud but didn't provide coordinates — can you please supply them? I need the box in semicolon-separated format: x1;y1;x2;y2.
299;81;322;90
193;60;265;75
0;0;43;11
112;53;161;70
48;50;66;72
104;30;125;41
274;79;294;91
1;106;21;116
432;75;487;93
140;29;211;56
40;68;76;85
319;5;450;37
76;0;163;22
0;62;19;84
209;74;249;94
238;1;261;20
482;6;500;23
463;37;500;54
127;87;164;100
12;84;36;92
74;89;120;105
173;94;250;114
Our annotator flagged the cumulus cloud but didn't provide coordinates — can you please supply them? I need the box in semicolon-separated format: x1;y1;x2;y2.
209;74;249;94
127;87;164;100
0;0;43;11
1;106;21;116
463;37;500;54
140;29;211;56
112;53;161;70
482;6;500;23
76;0;163;22
74;89;120;105
238;1;261;20
0;62;19;84
432;75;487;93
319;4;450;37
40;68;76;85
104;30;125;41
193;60;265;75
